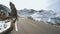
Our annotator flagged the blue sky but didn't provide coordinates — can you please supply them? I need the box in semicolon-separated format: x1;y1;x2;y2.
0;0;60;11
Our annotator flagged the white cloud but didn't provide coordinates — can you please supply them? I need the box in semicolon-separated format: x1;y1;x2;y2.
0;0;49;10
47;0;60;11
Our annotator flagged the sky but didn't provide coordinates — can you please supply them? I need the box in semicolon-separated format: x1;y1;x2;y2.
0;0;60;11
47;0;60;12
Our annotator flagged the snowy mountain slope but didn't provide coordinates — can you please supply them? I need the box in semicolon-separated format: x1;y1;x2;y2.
18;9;60;24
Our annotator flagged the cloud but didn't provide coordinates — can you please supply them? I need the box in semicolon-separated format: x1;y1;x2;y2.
47;0;60;11
0;0;49;10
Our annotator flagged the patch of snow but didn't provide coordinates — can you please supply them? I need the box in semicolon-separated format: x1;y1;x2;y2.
0;21;11;33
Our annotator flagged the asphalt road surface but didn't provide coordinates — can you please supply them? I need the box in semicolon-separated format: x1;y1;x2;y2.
9;17;60;34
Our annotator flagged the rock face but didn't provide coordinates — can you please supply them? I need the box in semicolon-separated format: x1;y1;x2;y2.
18;9;36;17
51;17;60;25
0;4;10;17
31;10;60;24
0;4;10;20
10;2;17;19
0;2;17;34
18;9;60;25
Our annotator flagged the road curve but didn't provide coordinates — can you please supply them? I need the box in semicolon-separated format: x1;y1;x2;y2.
9;17;60;34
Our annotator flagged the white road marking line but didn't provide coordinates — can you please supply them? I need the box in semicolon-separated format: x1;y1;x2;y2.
15;21;18;31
